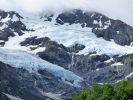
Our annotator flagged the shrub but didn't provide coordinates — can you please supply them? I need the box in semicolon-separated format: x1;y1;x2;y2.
73;80;133;100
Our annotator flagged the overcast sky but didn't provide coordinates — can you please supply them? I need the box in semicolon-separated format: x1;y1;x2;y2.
0;0;133;26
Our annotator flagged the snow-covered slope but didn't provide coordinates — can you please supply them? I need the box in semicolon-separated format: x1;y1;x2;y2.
0;9;133;82
3;14;133;56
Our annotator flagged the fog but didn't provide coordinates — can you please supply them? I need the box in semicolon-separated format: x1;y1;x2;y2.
0;0;133;26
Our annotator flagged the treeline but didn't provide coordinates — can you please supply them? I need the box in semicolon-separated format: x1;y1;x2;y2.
73;80;133;100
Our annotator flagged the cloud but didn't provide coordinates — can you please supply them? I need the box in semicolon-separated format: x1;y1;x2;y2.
0;0;133;26
0;0;89;13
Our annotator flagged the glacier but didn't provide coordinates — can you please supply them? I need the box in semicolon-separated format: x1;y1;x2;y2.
0;48;83;86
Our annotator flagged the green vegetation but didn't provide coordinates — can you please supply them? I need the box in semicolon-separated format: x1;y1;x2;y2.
73;80;133;100
128;57;133;63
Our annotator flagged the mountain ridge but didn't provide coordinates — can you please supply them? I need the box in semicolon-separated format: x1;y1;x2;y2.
0;9;133;100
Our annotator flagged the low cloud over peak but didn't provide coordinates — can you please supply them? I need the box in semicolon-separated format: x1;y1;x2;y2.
0;0;133;26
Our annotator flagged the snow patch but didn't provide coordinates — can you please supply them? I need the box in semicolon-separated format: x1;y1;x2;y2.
32;47;46;54
104;58;114;63
96;68;100;71
125;72;133;79
93;20;98;24
0;24;8;30
111;62;123;66
12;14;20;21
4;93;23;100
39;90;61;100
0;40;4;42
1;14;11;23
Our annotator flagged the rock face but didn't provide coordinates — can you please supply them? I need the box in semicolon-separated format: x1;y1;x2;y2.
0;61;82;100
0;92;10;100
67;43;85;53
0;10;29;46
72;54;133;83
92;20;133;46
20;36;71;68
37;47;71;68
56;10;133;46
20;36;133;84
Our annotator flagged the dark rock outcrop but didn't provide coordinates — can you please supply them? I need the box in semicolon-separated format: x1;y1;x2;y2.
0;61;82;100
92;20;133;46
67;43;85;53
20;36;71;68
56;9;133;46
20;36;51;46
56;10;109;28
38;45;71;68
0;10;29;45
8;21;27;35
40;14;54;22
0;92;10;100
69;54;133;84
0;29;15;41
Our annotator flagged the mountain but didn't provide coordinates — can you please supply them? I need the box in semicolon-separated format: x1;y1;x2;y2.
0;9;133;100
